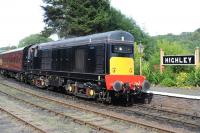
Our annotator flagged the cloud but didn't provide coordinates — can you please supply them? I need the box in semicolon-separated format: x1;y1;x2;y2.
111;0;200;35
0;0;44;47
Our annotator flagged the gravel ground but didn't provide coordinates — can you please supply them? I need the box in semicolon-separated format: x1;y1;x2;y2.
149;94;200;116
0;111;35;133
0;92;98;133
149;86;200;116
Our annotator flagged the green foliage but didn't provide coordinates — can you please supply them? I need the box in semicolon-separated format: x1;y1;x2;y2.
108;8;148;43
42;0;149;43
154;29;200;52
141;62;162;84
195;68;200;86
185;71;196;87
42;0;111;37
18;34;52;48
182;68;200;87
160;78;176;87
150;72;162;85
134;43;141;75
157;39;189;55
141;62;151;79
176;72;188;87
142;63;176;86
161;68;175;80
143;38;157;61
0;46;17;52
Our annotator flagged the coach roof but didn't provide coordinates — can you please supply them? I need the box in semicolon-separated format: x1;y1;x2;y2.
36;30;134;50
0;47;24;55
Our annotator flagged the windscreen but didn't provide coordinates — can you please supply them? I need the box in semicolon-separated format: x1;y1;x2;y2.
112;45;133;54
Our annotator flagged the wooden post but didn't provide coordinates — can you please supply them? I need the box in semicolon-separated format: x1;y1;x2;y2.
195;47;199;69
139;57;142;75
160;48;164;73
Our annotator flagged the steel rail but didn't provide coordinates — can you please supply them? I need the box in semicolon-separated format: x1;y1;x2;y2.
0;82;176;133
0;90;117;133
0;107;47;133
125;107;200;129
132;104;200;120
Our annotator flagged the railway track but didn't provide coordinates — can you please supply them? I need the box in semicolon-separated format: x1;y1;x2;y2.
0;82;177;133
119;105;200;130
129;104;200;125
1;77;200;132
81;100;200;132
78;99;200;132
0;88;115;133
0;107;46;133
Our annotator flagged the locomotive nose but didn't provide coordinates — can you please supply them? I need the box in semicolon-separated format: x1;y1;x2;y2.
113;80;123;92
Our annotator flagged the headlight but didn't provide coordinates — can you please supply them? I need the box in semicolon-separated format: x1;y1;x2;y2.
142;80;150;92
89;89;95;96
113;81;123;92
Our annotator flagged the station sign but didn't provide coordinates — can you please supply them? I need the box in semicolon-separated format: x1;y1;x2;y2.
163;55;195;65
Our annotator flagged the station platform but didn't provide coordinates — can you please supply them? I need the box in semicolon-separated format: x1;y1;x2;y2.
147;86;200;100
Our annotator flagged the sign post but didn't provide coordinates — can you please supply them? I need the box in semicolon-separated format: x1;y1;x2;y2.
195;47;199;69
160;49;164;73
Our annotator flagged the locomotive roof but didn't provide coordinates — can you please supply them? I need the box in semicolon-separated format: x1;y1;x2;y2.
35;30;134;50
0;47;25;55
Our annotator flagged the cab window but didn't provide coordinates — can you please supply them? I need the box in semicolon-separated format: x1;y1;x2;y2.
112;45;133;54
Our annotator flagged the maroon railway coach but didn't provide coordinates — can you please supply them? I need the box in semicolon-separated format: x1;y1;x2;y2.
0;47;29;79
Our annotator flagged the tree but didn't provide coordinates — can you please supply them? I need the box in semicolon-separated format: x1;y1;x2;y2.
0;46;17;52
107;7;147;42
18;34;53;48
42;0;111;37
154;28;200;52
41;0;148;42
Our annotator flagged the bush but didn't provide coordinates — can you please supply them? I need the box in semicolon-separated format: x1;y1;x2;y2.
142;62;162;85
195;68;200;86
185;71;196;87
161;67;175;80
160;78;176;87
142;62;151;78
151;72;162;85
176;72;188;87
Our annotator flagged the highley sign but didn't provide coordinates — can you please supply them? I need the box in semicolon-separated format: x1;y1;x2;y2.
160;47;199;73
163;55;195;65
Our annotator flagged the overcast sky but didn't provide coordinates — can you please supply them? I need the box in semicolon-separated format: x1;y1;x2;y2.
0;0;200;47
